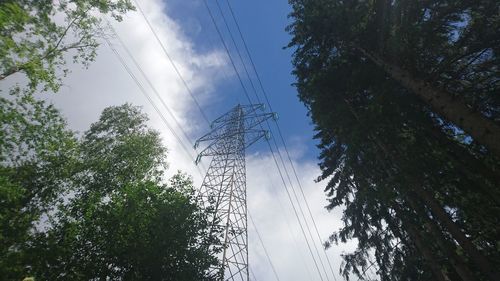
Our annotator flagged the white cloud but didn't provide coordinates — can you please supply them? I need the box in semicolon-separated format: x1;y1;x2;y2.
38;0;227;183
1;1;351;280
247;149;354;281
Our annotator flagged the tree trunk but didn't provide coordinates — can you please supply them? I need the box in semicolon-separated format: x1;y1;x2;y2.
386;208;450;281
374;0;390;52
343;99;498;279
405;195;477;281
355;46;500;159
414;186;499;281
406;222;451;281
427;125;500;203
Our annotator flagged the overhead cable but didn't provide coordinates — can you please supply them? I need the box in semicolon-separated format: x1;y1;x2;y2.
106;22;207;172
213;1;333;279
202;1;327;280
249;211;281;281
132;0;211;124
104;35;205;179
223;1;339;280
211;1;333;280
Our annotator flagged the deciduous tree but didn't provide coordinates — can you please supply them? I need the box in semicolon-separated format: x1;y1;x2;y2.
0;102;219;280
0;0;134;91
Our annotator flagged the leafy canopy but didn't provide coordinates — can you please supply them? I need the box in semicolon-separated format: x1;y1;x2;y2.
0;0;134;91
0;101;219;280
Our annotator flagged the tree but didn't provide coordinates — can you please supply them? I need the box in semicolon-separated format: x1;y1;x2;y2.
0;102;219;280
27;176;218;281
287;1;500;280
0;89;78;279
0;0;134;91
287;0;500;158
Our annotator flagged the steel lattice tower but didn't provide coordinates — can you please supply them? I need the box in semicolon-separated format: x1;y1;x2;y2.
194;104;276;281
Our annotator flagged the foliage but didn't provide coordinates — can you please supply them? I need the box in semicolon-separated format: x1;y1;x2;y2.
287;0;500;280
0;101;219;280
0;0;134;92
0;90;77;278
27;177;218;281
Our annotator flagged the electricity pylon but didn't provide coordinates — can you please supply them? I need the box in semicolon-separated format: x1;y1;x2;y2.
195;104;276;281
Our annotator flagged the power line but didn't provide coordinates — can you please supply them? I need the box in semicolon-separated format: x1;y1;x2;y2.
211;7;330;275
263;135;325;281
223;1;338;280
188;6;311;279
128;2;331;280
249;211;281;281
202;0;253;105
262;171;315;281
210;1;333;280
105;21;208;174
129;2;286;280
130;5;277;278
213;0;260;103
132;0;210;124
104;35;205;179
202;1;327;280
249;267;258;281
357;258;379;281
268;132;331;281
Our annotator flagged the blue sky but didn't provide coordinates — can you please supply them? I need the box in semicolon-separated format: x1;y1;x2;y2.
1;1;350;279
164;0;318;161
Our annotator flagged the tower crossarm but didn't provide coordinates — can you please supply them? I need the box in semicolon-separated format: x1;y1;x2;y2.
196;112;275;145
194;104;276;164
209;104;266;127
195;129;271;163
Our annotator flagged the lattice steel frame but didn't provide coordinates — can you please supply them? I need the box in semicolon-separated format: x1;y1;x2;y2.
195;104;275;281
